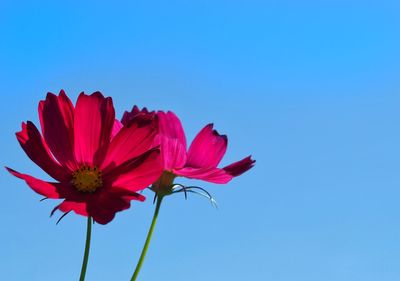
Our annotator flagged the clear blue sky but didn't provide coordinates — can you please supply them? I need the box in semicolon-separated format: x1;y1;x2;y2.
1;1;400;280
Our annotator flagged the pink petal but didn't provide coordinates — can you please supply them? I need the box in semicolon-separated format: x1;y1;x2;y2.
49;187;145;224
104;149;163;192
51;188;145;223
6;167;73;199
223;156;255;177
186;124;228;168
38;90;76;170
87;192;137;225
111;119;123;139
74;92;115;166
157;135;187;170
16;121;70;182
57;200;89;217
109;187;146;202
121;105;155;126
174;167;233;184
157;111;187;149
122;105;143;124
101;119;158;172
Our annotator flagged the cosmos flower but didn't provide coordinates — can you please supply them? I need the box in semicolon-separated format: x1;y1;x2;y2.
122;106;255;195
7;91;163;224
124;106;255;281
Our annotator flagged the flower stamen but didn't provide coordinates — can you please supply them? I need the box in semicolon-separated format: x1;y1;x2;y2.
72;166;103;193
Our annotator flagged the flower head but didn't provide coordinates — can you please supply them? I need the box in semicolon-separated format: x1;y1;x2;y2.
7;91;163;224
122;107;255;195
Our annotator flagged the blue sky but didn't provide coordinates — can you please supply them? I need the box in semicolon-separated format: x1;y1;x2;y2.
1;1;400;280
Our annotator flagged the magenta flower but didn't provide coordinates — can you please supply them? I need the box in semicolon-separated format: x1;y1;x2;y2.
7;91;163;225
123;106;255;281
158;112;254;183
123;106;255;193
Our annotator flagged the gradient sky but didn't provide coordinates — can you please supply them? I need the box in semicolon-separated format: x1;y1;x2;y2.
1;1;400;281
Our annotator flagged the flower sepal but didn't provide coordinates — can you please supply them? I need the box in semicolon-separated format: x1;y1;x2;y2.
171;183;218;208
150;171;176;197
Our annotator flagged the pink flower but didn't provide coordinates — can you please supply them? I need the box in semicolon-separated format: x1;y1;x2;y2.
7;91;163;224
122;106;255;193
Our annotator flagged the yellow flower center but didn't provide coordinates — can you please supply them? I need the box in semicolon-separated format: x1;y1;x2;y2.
71;166;103;193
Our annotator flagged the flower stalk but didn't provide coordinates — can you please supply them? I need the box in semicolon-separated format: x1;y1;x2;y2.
131;196;164;281
79;216;92;281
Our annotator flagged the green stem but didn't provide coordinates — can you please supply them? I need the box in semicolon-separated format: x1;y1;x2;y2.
79;216;92;281
130;196;164;281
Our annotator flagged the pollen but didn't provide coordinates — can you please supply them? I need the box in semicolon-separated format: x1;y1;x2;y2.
71;166;103;193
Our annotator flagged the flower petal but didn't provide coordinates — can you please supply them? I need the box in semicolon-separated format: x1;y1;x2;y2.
6;167;73;198
38;90;76;170
74;92;115;166
16;121;70;182
101;118;158;172
51;188;145;223
157;111;187;149
157;135;187;170
57;200;89;217
121;105;155;126
111;119;123;139
87;192;142;225
186;124;228;168
223;156;255;177
104;149;163;192
174;167;233;184
109;187;146;202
